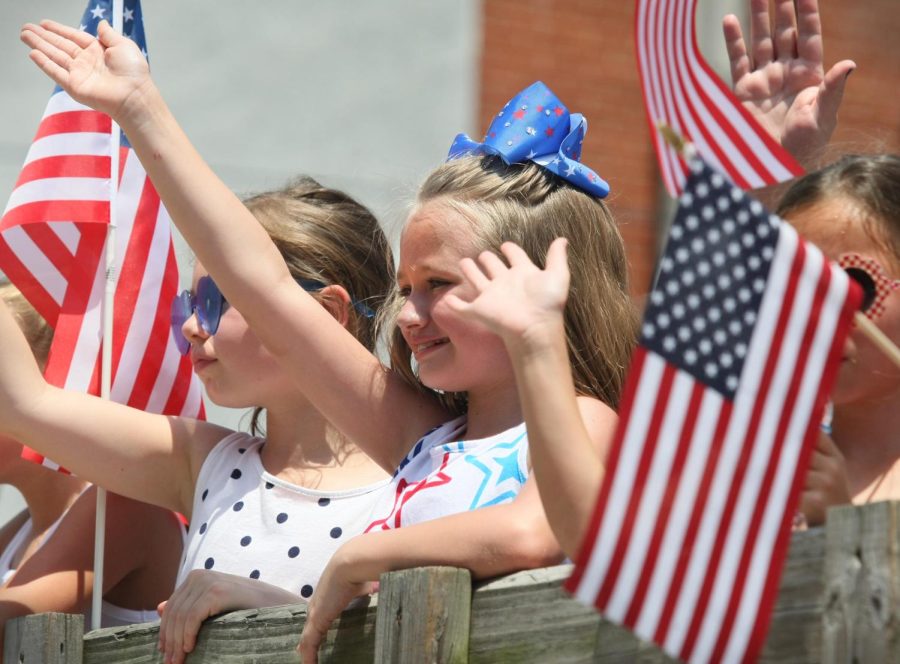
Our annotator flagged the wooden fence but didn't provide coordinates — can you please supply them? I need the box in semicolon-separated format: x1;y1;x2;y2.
4;501;900;663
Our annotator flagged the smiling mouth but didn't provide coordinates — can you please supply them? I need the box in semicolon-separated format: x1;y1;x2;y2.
414;339;449;354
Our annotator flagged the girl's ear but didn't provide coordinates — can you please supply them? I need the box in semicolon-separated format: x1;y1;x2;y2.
316;285;353;328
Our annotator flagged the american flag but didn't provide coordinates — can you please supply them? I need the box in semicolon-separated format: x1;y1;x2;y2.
567;157;860;663
0;0;204;470
635;0;804;196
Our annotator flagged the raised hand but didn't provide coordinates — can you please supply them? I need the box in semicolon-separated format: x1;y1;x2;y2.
20;19;150;120
723;0;855;165
445;238;571;349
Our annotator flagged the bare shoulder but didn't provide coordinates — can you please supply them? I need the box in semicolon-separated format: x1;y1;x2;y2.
575;395;618;455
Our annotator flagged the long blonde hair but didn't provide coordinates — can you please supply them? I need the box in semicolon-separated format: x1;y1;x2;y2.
385;155;638;412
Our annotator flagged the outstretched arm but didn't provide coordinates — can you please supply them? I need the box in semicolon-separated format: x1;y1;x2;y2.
445;239;611;557
298;479;564;663
723;0;855;166
20;20;446;471
0;297;224;515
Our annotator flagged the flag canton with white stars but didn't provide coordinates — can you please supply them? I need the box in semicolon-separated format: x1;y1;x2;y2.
642;159;780;399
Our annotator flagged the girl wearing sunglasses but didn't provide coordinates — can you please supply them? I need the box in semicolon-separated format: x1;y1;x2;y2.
0;178;395;664
778;154;900;523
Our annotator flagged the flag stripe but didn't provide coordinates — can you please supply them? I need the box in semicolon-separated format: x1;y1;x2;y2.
594;363;678;607
623;378;705;627
635;0;803;196
34;110;112;141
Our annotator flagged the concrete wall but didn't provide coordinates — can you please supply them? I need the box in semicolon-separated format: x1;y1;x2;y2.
0;0;479;524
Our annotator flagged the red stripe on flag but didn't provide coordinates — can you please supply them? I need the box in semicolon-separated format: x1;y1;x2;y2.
595;363;678;607
0;237;60;325
710;254;829;661
653;400;733;643
567;347;648;593
745;278;862;656
624;379;706;628
126;246;179;410
15;155;110;188
1;199;109;228
110;177;161;383
34;110;111;140
679;242;807;660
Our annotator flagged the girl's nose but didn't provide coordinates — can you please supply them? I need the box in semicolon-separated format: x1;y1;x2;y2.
397;295;428;329
181;311;209;349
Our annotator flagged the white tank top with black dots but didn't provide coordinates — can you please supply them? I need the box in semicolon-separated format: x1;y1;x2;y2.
177;432;390;601
365;416;530;532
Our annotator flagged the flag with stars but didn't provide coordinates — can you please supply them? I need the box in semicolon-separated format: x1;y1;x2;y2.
567;157;861;663
635;0;804;197
0;0;204;471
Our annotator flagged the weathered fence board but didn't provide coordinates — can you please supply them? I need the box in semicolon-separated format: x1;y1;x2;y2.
3;612;83;664
6;502;900;663
822;501;900;664
375;566;471;664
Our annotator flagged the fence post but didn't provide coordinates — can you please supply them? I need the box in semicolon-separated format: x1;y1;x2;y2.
822;501;900;663
3;613;84;664
374;566;472;664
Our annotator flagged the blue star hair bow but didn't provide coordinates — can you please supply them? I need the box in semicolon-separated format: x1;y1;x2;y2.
447;81;610;198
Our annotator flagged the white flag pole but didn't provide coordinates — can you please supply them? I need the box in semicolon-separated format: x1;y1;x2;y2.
92;0;125;630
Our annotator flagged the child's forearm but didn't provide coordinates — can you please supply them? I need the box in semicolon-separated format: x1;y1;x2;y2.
336;497;563;584
505;320;607;560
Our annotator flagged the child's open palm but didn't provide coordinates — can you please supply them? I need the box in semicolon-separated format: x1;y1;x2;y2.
723;0;855;164
447;238;570;345
21;19;150;120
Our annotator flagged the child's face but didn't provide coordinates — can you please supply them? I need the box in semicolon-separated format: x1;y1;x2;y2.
396;202;514;395
181;264;295;409
786;197;900;408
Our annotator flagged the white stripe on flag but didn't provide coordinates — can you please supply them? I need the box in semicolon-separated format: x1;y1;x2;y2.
634;387;724;638
665;225;799;655
0;225;68;305
43;90;94;116
606;369;694;618
573;353;666;605
22;132;111;166
112;204;171;403
63;251;107;393
5;177;109;214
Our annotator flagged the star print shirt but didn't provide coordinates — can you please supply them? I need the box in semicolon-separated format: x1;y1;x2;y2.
365;416;530;532
177;432;390;600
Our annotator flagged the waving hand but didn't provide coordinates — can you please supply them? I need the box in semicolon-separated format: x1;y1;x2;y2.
723;0;855;164
21;19;150;120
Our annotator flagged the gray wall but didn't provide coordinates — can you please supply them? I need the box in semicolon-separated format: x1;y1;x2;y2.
0;0;478;523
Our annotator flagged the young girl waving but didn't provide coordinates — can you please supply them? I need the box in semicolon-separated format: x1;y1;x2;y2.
0;178;395;664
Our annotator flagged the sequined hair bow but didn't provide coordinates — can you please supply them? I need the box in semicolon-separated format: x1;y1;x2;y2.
447;81;610;198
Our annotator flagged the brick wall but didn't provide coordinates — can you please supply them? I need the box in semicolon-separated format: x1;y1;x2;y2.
479;0;900;293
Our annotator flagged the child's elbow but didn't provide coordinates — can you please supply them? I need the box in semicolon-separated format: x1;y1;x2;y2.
499;513;565;571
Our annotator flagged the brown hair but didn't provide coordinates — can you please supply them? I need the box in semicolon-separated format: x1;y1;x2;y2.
385;155;638;412
777;154;900;264
0;281;53;370
241;177;394;432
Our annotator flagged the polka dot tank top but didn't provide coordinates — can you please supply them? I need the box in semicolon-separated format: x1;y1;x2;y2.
177;432;389;600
